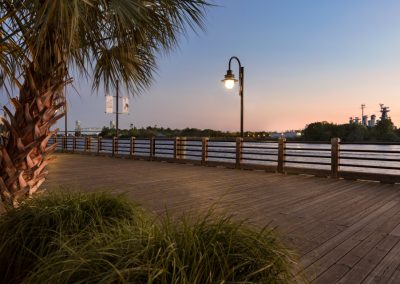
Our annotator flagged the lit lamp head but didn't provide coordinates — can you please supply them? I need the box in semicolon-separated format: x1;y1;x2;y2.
221;69;238;89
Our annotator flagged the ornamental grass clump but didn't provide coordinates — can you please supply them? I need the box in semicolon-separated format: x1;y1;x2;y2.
27;212;298;283
0;192;300;283
145;213;298;283
0;192;148;284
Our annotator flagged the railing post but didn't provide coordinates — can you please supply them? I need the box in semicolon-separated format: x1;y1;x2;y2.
130;137;136;159
84;137;88;152
179;137;187;160
236;137;243;169
202;137;209;165
174;137;179;160
112;137;116;156
87;137;91;152
278;138;286;173
150;137;155;161
72;136;76;153
54;135;58;149
97;136;102;154
62;136;66;151
115;137;119;155
331;138;340;178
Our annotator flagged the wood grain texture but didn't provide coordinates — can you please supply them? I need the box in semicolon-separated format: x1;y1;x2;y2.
45;153;400;283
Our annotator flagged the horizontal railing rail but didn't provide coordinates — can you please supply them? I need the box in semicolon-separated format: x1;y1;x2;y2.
48;136;400;184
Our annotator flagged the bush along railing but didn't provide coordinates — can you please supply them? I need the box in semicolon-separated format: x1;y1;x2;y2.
49;136;400;184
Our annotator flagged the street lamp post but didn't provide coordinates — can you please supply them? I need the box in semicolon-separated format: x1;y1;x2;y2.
221;56;244;137
106;79;129;137
116;80;119;137
64;99;68;137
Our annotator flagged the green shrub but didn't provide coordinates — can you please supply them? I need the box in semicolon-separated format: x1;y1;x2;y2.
27;212;298;283
0;192;147;283
0;192;300;283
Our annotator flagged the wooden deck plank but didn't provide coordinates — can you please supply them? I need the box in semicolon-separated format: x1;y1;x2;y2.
338;235;400;284
390;224;400;237
300;200;398;268
281;182;383;236
310;204;400;282
363;240;400;283
388;265;400;284
45;154;400;283
316;233;390;283
303;202;400;281
296;188;400;256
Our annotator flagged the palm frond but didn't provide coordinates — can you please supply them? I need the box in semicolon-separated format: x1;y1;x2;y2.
1;0;211;95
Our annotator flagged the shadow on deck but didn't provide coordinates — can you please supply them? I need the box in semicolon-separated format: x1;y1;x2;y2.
46;153;400;283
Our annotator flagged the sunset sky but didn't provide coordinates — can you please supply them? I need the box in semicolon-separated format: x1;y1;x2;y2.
3;0;400;132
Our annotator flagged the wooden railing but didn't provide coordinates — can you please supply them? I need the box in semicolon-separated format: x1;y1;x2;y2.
49;136;400;184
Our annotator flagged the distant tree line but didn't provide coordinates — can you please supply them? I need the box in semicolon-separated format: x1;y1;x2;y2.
302;120;400;142
99;126;270;139
93;121;400;142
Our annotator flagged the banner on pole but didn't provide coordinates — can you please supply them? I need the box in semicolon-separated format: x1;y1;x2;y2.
122;97;129;114
105;95;113;113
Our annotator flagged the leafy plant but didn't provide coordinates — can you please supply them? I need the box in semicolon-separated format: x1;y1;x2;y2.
0;192;300;283
27;212;298;283
0;191;147;283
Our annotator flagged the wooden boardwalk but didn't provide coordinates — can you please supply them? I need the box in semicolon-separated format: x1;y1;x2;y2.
46;154;400;283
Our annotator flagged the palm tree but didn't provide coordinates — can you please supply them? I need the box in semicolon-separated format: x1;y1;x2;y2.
0;0;209;209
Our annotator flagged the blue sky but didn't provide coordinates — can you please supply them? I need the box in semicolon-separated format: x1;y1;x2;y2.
3;0;400;132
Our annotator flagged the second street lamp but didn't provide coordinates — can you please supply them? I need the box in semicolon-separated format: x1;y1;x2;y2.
221;56;244;138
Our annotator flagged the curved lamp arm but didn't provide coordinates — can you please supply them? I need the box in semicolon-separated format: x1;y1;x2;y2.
228;56;242;70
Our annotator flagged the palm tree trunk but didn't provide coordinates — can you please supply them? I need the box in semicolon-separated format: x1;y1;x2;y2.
0;63;66;209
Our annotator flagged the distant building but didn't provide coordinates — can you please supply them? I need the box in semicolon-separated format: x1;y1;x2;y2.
283;131;302;138
75;120;82;136
379;104;390;121
80;127;102;135
350;104;391;127
362;115;368;126
269;132;283;139
110;120;116;129
370;115;376;127
270;131;301;139
75;120;81;131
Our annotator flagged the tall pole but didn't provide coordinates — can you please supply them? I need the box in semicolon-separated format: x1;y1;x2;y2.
361;104;365;118
64;97;68;136
116;80;119;137
240;66;244;138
